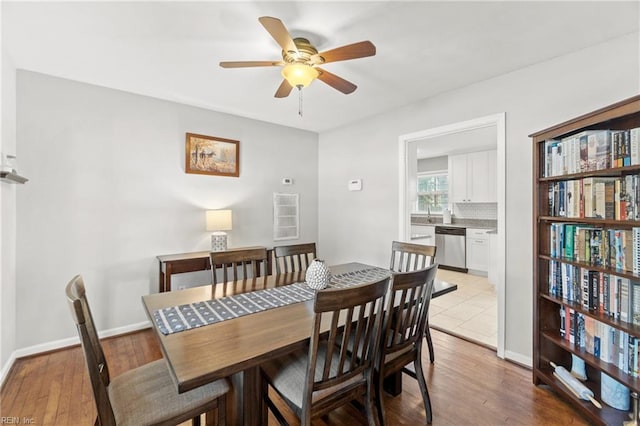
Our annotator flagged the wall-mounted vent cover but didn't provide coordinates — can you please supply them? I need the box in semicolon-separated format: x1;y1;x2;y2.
273;193;299;241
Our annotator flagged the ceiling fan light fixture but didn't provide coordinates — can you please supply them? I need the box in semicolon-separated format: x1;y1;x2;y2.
281;63;318;88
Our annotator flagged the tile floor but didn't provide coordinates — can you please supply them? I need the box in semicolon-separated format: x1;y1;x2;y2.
431;268;497;349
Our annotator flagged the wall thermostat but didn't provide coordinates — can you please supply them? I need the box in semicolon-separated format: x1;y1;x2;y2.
282;177;293;185
348;179;362;191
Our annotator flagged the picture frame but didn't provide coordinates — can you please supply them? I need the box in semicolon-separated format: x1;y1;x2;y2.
185;133;239;177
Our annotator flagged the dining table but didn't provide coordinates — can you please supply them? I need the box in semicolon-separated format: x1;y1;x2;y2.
142;262;457;425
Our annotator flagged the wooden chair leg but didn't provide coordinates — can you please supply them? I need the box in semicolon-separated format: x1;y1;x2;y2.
204;396;226;426
425;322;435;363
218;393;226;426
413;357;433;424
364;381;378;426
375;371;387;426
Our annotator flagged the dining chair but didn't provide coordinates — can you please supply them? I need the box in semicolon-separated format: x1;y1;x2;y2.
376;264;438;425
210;247;268;284
389;240;438;363
273;242;317;274
260;276;390;426
65;275;230;426
389;240;436;272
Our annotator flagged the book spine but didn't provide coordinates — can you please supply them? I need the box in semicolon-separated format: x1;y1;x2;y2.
634;281;640;326
631;128;640;165
559;306;567;340
624;130;631;166
634;227;640;275
620;277;630;323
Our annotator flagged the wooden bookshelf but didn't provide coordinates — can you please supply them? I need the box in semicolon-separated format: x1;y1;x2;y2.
531;94;640;425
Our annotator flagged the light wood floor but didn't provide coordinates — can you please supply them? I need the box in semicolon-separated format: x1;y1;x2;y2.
432;269;497;348
0;328;587;425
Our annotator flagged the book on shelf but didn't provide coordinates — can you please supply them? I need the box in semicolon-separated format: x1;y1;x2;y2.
559;307;640;378
548;259;640;320
547;175;640;220
631;128;640;166
633;281;640;326
634;228;640;275
542;127;640;178
594;130;612;170
548;223;640;272
619;276;631;323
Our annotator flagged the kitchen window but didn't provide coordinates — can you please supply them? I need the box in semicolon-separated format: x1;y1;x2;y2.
417;171;448;213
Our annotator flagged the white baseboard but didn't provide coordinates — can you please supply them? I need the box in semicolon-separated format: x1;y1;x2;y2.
0;350;17;388
0;321;150;387
505;350;532;368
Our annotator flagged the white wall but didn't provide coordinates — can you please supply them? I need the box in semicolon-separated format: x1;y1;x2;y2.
1;33;18;377
318;33;639;362
15;71;318;349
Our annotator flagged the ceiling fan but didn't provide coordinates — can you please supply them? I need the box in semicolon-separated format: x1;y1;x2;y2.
219;16;376;98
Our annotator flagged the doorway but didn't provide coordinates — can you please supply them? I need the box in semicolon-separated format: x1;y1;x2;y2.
398;113;506;358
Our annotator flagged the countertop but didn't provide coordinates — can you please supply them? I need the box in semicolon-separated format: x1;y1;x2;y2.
411;222;496;230
411;234;433;240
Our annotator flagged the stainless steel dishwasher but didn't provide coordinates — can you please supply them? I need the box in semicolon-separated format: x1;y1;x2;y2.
435;226;467;272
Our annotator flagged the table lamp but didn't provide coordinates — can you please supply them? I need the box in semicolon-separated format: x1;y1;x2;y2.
206;210;232;252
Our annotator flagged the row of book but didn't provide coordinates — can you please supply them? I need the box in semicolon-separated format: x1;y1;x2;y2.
544;128;640;178
549;224;640;273
549;260;640;323
559;306;640;377
547;175;640;220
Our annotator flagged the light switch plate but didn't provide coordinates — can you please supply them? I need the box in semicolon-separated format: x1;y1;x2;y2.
348;179;362;191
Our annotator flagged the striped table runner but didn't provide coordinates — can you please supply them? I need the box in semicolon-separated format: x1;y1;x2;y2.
153;266;390;335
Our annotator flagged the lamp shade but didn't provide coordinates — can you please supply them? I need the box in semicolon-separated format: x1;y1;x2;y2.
281;63;319;88
206;210;232;231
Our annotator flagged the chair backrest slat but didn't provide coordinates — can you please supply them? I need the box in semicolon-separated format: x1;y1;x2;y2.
274;243;317;274
389;240;436;273
382;264;438;358
303;277;388;401
210;247;269;284
66;275;116;426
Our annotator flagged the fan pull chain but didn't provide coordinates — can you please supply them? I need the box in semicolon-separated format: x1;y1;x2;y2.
298;86;303;117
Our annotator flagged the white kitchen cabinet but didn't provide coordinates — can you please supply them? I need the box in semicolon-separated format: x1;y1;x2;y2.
466;228;489;273
448;154;468;203
410;225;435;246
448;150;497;203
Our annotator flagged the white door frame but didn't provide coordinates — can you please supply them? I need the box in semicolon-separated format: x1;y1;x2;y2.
398;112;506;358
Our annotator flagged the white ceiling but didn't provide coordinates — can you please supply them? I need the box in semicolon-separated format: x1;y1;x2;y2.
3;1;639;133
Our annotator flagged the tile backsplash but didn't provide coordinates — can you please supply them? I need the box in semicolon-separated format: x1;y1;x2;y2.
453;202;497;220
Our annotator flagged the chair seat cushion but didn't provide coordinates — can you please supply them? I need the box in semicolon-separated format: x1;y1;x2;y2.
109;359;229;426
262;344;362;414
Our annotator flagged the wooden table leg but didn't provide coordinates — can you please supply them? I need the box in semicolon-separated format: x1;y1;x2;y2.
159;261;165;293
165;263;172;292
231;367;264;426
383;371;402;396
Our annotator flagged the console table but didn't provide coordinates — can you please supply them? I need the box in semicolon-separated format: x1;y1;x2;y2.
157;251;211;292
157;247;272;292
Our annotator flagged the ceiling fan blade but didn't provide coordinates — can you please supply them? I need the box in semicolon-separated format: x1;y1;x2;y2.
316;68;357;94
258;16;298;54
219;60;283;68
311;41;376;64
274;80;294;98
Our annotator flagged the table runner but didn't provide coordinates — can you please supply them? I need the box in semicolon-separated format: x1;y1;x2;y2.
153;266;391;335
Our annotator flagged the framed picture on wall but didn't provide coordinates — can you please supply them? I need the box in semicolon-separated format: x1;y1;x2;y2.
185;133;239;177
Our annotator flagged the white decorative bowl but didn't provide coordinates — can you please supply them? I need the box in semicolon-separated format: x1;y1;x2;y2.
305;259;331;290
